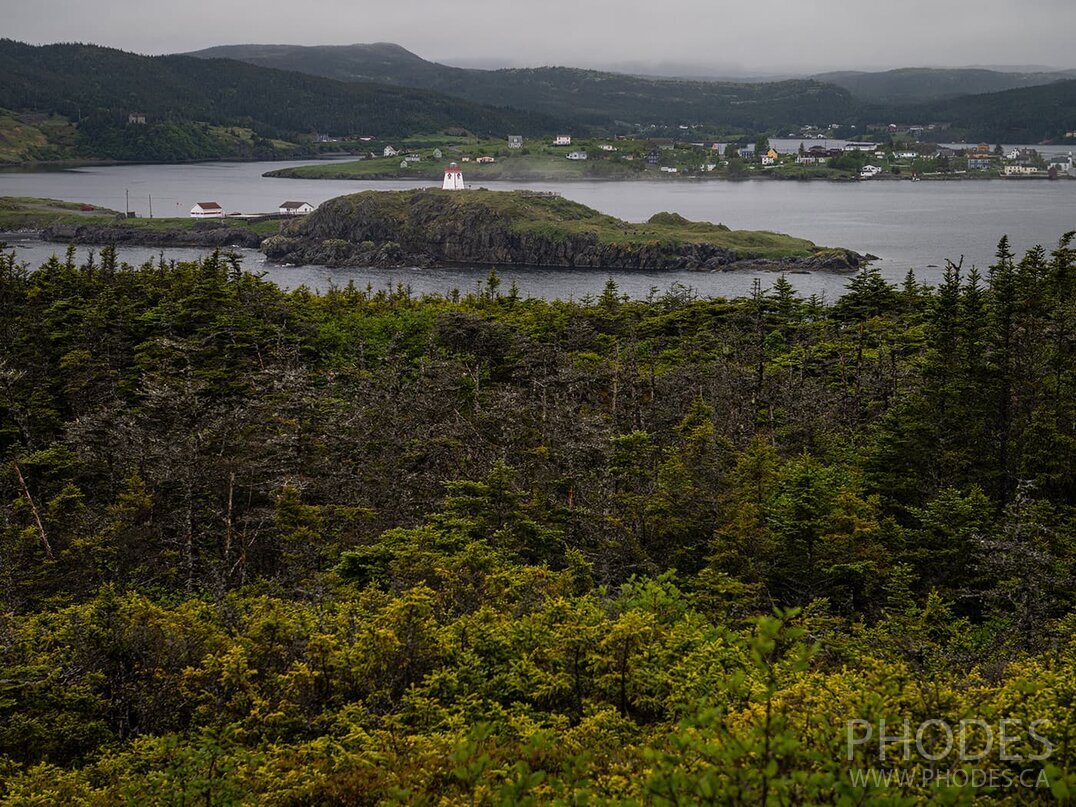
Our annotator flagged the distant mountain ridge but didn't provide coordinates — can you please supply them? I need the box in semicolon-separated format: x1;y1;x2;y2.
190;43;1076;106
188;43;857;131
187;43;1076;141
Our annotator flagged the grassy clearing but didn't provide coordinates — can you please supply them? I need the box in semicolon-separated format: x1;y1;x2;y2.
0;112;78;163
0;197;121;230
0;197;280;236
501;196;818;257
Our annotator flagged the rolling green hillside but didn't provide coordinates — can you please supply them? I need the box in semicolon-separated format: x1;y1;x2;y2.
0;39;562;162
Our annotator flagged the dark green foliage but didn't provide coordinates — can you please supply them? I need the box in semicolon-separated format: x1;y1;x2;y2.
0;39;561;161
881;79;1076;142
1;236;1076;801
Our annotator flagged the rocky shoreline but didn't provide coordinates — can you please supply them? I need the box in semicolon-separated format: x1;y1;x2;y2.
37;220;267;249
262;233;866;273
261;190;867;273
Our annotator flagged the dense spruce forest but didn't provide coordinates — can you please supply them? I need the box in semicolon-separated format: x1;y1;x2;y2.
1;237;1075;803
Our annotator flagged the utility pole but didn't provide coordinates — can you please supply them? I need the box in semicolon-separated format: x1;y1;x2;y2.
148;194;153;219
125;188;130;218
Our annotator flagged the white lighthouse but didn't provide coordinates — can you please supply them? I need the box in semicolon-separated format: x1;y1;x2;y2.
442;162;465;190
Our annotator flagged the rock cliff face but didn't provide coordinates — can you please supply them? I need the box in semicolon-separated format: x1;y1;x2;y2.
40;220;266;249
262;190;866;273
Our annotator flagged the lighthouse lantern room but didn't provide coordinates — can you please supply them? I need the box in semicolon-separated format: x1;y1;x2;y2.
442;162;465;190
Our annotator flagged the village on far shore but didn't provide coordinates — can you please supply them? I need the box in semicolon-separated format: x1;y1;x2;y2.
181;134;1076;220
264;130;1076;186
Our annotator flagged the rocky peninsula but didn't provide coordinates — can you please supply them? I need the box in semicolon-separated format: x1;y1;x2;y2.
262;189;865;272
0;197;277;249
38;219;267;249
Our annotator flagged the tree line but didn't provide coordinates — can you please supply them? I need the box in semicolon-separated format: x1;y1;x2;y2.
0;238;1074;802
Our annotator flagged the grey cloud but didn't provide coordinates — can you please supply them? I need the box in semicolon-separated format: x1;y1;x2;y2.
2;0;1073;72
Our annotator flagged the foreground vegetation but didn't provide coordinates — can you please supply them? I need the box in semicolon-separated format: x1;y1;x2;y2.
1;236;1075;803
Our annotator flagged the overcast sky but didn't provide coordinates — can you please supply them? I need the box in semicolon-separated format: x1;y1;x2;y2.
3;0;1074;74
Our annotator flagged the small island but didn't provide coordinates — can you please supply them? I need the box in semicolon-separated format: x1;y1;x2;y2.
262;189;865;272
2;192;865;272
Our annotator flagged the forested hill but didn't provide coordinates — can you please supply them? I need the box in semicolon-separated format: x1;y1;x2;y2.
815;66;1075;104
189;42;858;131
190;42;1076;141
0;40;561;161
1;235;1075;800
882;78;1076;143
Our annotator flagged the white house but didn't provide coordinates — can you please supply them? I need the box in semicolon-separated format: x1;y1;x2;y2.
761;155;776;165
566;151;588;161
433;148;443;159
844;142;877;152
659;166;678;173
383;145;398;157
598;144;616;151
1003;164;1041;176
476;155;495;164
554;135;572;146
443;163;465;190
404;153;421;162
860;165;883;178
278;201;315;215
508;135;524;149
190;202;224;218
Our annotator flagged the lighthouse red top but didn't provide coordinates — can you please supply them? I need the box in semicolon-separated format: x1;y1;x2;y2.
443;162;465;190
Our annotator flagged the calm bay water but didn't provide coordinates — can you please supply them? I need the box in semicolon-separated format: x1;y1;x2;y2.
3;158;1075;300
